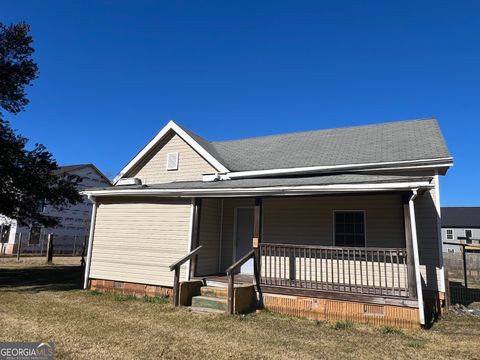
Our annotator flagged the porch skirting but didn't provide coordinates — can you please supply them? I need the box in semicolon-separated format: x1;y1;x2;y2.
262;293;420;329
89;279;173;298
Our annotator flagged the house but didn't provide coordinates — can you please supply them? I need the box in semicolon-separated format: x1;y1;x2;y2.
0;164;111;255
441;207;480;253
82;118;452;328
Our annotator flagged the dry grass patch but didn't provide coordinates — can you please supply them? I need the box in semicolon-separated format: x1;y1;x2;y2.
1;262;480;359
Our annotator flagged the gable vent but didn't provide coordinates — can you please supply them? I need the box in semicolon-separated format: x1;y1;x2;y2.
166;152;179;170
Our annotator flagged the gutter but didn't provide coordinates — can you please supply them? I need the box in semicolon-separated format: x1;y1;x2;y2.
83;195;97;289
408;190;426;325
81;181;434;198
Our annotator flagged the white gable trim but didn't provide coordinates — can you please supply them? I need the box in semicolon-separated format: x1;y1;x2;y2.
113;121;229;184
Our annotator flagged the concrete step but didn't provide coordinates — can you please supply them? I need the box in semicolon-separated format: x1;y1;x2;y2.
189;306;225;314
200;286;228;299
191;295;227;311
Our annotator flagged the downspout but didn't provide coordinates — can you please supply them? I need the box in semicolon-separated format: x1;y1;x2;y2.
83;195;97;289
408;189;425;325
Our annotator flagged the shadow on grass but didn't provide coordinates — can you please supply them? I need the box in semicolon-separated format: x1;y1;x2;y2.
0;265;83;292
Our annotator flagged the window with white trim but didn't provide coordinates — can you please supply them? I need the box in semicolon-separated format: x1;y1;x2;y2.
334;211;365;247
446;229;453;240
166;152;179;171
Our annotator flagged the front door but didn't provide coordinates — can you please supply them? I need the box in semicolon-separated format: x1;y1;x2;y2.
234;207;255;274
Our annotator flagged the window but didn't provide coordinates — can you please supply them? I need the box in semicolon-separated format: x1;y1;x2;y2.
0;224;10;243
166;152;179;170
466;230;473;244
29;227;41;245
334;211;365;247
446;229;453;240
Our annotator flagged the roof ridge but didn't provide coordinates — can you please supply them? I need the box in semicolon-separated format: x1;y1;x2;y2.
211;117;437;144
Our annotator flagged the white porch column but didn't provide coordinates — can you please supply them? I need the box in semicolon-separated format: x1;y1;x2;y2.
408;190;425;325
83;195;97;289
434;171;446;293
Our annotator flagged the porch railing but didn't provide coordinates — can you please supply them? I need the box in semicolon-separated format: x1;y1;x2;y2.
259;243;409;298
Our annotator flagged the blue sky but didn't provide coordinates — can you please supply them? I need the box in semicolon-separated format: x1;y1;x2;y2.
2;1;480;205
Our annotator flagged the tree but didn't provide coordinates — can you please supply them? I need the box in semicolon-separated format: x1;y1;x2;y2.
0;22;81;227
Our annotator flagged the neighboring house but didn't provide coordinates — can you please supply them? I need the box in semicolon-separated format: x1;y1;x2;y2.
441;207;480;253
0;164;111;255
83;118;452;328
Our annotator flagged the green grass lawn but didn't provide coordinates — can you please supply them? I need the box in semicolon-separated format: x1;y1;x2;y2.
1;258;480;359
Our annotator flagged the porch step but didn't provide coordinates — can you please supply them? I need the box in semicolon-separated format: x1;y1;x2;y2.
191;295;227;311
189;306;225;314
200;286;228;299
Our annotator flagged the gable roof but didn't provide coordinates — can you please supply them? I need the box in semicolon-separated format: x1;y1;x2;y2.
441;207;480;228
56;164;111;185
114;121;230;184
114;118;452;184
210;118;451;172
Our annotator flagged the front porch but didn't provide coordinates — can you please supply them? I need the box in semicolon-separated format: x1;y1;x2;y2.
171;191;426;325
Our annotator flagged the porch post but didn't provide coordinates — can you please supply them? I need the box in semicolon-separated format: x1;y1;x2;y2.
402;193;417;300
403;190;425;325
189;198;202;280
83;195;97;289
253;197;263;304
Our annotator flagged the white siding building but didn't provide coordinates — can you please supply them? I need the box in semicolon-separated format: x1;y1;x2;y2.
0;164;110;255
441;207;480;253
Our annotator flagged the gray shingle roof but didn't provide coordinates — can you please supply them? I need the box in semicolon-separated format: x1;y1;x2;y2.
213;119;450;171
90;174;432;192
441;207;480;228
182;118;451;172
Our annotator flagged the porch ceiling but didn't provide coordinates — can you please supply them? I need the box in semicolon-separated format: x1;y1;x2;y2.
83;174;433;197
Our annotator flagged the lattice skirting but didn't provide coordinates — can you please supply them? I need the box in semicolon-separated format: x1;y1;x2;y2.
89;279;173;298
263;293;420;329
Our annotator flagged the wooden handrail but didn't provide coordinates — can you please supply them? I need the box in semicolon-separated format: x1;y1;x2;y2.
226;249;256;315
169;245;203;306
226;249;255;275
169;245;203;271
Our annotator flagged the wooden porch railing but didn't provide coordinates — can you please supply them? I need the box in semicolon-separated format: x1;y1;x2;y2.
169;245;203;306
259;243;409;298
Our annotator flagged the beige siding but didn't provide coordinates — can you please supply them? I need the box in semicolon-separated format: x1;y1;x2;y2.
89;197;192;287
263;194;405;248
415;189;442;291
127;132;216;184
196;199;222;276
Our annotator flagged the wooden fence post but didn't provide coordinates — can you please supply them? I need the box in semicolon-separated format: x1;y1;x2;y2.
46;234;54;263
80;235;87;267
16;233;22;261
